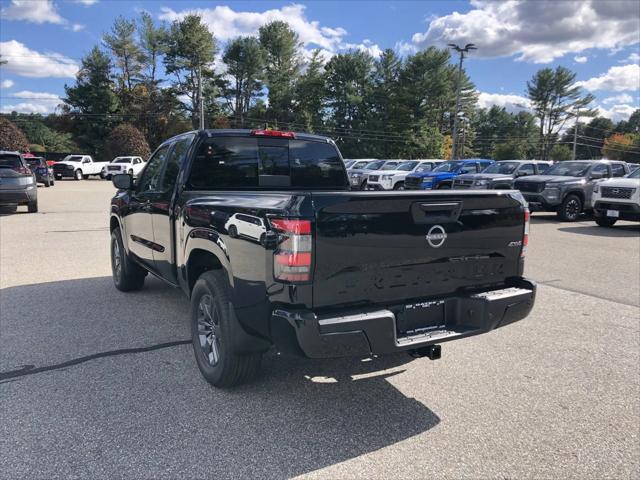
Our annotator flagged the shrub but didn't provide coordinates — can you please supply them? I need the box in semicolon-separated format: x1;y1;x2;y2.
0;118;30;152
104;124;151;161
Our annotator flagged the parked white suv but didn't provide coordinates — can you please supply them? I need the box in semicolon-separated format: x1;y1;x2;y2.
366;159;444;190
592;167;640;227
101;156;146;179
224;213;267;244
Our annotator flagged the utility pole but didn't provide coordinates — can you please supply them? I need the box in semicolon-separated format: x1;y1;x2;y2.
448;43;477;160
572;110;579;160
198;64;205;130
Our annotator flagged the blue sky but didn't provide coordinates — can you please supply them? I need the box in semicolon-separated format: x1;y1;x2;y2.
1;0;639;122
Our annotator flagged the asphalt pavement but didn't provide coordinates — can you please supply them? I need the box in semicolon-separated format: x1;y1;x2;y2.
1;181;638;479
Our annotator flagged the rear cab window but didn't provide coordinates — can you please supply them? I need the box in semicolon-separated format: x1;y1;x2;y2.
187;136;348;190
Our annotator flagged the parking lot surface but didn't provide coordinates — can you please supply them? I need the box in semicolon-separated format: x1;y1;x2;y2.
1;181;639;479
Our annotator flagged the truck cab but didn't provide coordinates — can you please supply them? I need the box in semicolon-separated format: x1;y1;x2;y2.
405;159;494;190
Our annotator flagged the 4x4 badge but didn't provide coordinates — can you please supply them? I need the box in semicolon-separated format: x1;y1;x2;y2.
426;225;447;248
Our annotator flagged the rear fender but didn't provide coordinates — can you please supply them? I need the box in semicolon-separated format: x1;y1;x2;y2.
183;228;234;289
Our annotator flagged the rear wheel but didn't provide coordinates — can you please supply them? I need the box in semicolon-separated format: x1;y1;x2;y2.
558;194;582;222
27;199;38;213
111;228;146;291
228;225;238;238
393;182;405;190
191;270;262;387
74;169;83;181
44;178;51;187
436;183;451;190
595;216;617;227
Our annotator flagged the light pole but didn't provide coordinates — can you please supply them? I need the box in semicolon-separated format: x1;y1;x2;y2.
448;43;477;160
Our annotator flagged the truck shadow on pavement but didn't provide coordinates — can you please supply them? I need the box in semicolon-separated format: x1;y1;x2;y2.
1;276;440;478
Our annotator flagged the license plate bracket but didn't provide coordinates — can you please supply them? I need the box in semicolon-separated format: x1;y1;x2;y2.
396;300;446;335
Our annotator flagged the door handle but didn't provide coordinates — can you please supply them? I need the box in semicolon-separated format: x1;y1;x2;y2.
411;201;462;224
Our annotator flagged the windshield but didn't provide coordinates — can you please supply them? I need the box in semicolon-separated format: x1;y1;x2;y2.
363;160;385;170
380;161;400;170
352;161;369;169
433;161;464;173
65;156;83;162
344;160;355;169
0;154;22;168
482;162;520;174
628;168;640;178
114;158;131;163
544;161;591;177
415;163;434;173
397;161;419;171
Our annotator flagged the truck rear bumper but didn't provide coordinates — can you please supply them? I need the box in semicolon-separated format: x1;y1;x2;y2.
271;278;536;358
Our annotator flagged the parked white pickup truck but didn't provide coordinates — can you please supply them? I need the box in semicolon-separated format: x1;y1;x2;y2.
53;155;107;180
101;156;146;179
592;167;640;227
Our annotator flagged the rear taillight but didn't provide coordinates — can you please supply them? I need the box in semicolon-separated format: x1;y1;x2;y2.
250;129;295;139
14;166;31;175
521;208;530;257
270;218;312;282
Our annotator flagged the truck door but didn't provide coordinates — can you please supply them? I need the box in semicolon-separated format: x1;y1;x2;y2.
151;134;195;283
124;144;170;269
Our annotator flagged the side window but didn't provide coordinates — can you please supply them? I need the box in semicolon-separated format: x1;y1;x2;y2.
519;164;535;176
137;145;170;193
611;164;626;177
289;140;346;187
592;164;610;178
160;135;194;193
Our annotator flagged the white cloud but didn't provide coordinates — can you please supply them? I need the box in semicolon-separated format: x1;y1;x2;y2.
477;92;531;113
0;40;79;78
602;93;634;105
75;0;99;5
411;0;640;63
1;0;65;24
619;52;640;64
159;4;347;51
1;79;14;89
395;41;417;56
596;104;637;123
574;56;588;63
343;39;383;58
69;23;85;32
0;90;62;114
575;64;640;92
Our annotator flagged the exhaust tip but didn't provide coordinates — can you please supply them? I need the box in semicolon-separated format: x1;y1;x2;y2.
409;344;441;360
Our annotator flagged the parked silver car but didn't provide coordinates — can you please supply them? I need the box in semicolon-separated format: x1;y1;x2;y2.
0;151;38;213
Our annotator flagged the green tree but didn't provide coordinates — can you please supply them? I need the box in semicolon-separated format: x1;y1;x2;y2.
294;50;326;132
222;37;264;128
324;50;374;157
614;109;640;134
602;132;640;163
18;116;77;151
104;123;151;160
561;116;614;159
164;14;217;129
0;118;29;151
493;140;526;160
137;11;167;84
550;144;572;161
104;16;143;96
527;66;595;160
258;21;300;125
398;125;444;159
63;47;120;159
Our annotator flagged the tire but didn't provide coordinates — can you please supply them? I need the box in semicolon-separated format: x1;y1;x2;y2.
110;228;146;292
191;270;262;387
228;225;238;238
128;169;134;176
393;182;405;190
595;216;617;227
83;175;89;180
44;178;51;187
436;183;451;190
558;194;583;222
106;174;112;181
27;200;38;213
55;174;62;180
51;178;55;186
259;233;266;246
360;180;367;190
74;169;83;181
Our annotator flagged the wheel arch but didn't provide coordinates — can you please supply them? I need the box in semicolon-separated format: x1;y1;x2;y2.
184;234;233;295
565;189;585;204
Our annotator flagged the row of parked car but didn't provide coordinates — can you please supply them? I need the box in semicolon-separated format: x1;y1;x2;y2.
51;155;146;180
344;157;640;225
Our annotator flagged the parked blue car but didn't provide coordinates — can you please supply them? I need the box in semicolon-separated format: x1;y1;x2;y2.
404;159;494;190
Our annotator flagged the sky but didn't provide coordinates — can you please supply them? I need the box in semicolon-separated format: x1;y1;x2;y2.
1;0;639;123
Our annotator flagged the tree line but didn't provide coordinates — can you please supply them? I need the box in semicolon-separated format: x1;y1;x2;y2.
1;13;638;163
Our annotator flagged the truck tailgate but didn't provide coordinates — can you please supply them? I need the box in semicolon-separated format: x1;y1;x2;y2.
311;191;525;309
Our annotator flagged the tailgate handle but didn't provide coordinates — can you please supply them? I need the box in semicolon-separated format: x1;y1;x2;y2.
411;201;462;224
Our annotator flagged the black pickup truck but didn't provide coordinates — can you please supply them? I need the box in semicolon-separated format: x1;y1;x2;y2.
109;129;536;387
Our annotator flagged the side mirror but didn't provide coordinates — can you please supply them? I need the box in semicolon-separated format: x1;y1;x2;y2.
112;173;133;190
590;171;604;180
